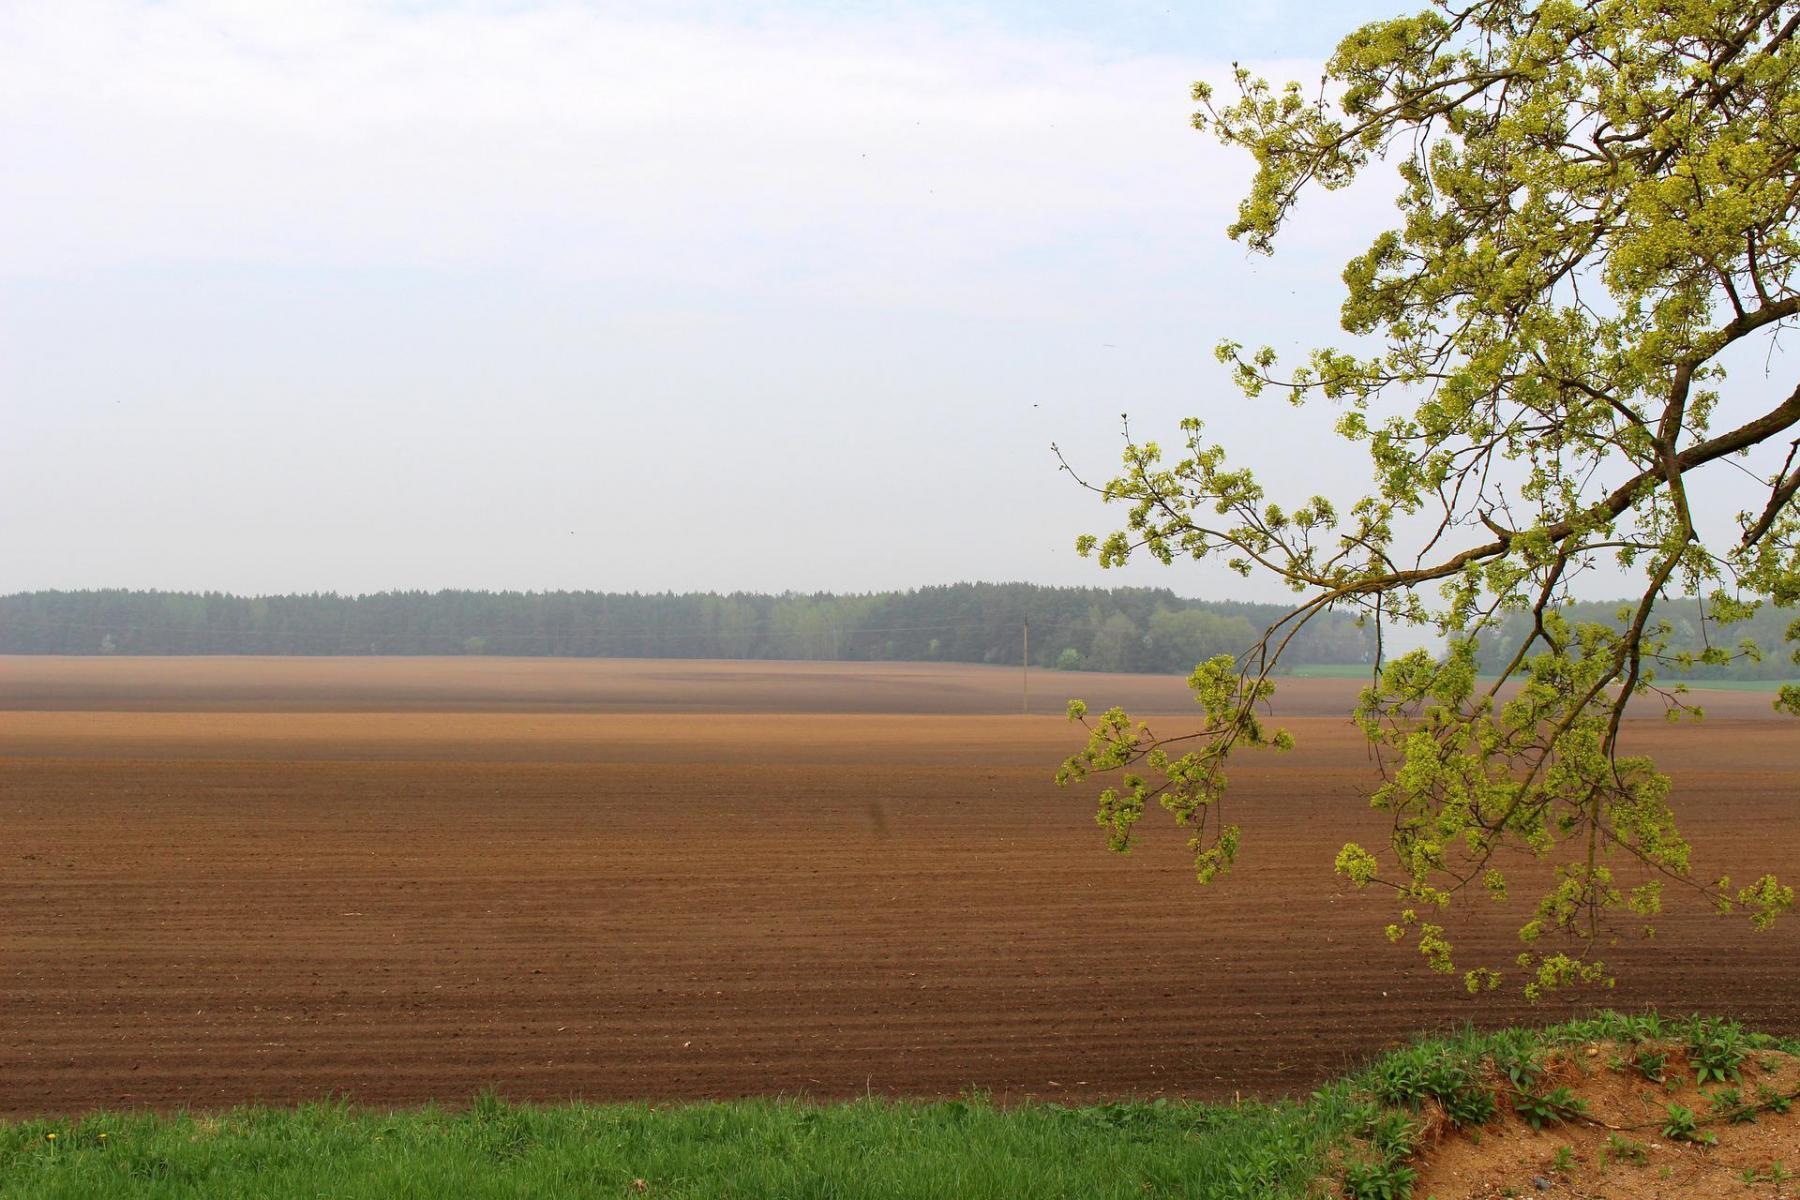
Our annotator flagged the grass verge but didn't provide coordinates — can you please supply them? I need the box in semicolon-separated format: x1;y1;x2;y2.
4;1013;1796;1199
1;1091;1360;1200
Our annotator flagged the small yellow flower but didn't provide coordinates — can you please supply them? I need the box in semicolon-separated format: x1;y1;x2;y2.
45;1134;56;1141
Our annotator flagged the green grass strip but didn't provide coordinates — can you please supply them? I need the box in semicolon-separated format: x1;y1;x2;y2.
1282;663;1800;690
0;1092;1362;1200
6;1013;1794;1199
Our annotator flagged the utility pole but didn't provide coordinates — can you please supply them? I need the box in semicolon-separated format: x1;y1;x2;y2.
1021;619;1030;714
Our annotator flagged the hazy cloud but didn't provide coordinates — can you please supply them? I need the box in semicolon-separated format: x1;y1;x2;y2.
10;2;1712;605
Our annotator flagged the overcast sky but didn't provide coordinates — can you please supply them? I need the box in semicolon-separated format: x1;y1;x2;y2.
3;1;1778;601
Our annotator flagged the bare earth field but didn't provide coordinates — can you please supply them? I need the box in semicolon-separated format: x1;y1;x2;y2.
2;656;1795;1117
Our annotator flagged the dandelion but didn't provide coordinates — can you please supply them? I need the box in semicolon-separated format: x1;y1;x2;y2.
45;1134;56;1141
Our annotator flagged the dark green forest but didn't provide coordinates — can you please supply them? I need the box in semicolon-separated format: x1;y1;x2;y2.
0;585;1372;673
7;587;1790;679
1470;600;1800;683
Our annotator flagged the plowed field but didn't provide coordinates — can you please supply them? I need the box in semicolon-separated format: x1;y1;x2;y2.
3;656;1795;1116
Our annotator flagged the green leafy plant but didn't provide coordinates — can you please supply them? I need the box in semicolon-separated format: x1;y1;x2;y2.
1440;1086;1497;1131
1755;1083;1794;1115
1741;1161;1790;1185
1602;1133;1648;1167
1630;1049;1666;1083
1513;1087;1587;1132
1709;1088;1757;1125
1494;1048;1541;1094
1341;1158;1416;1200
1688;1020;1748;1085
1586;1012;1666;1044
1660;1103;1716;1146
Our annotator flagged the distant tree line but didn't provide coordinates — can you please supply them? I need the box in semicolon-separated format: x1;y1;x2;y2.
1471;600;1799;683
0;584;1376;673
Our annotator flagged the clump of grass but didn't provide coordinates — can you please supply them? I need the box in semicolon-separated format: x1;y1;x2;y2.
1340;1155;1416;1200
1363;1044;1495;1128
1512;1086;1587;1132
1601;1132;1648;1168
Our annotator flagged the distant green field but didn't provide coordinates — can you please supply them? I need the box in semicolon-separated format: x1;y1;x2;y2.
1283;663;1379;679
1283;663;1796;692
1679;677;1798;692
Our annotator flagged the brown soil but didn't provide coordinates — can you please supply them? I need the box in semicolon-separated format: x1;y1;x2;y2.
2;657;1795;1117
6;654;1780;718
1415;1043;1800;1199
0;654;1224;715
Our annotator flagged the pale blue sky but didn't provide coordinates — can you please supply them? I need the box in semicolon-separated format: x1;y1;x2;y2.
1;1;1777;600
586;1;1405;58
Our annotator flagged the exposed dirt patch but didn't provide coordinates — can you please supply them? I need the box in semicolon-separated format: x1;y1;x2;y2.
1416;1044;1800;1198
0;655;1226;715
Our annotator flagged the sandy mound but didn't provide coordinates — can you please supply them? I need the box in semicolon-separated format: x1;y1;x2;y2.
1414;1041;1800;1199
